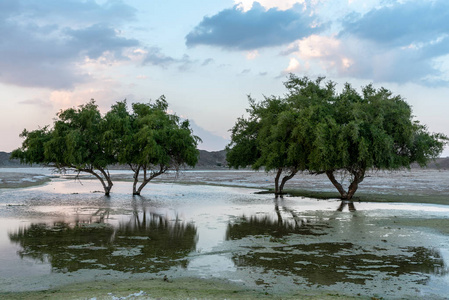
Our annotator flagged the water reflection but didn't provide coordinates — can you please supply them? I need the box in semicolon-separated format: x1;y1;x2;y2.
336;201;356;212
8;207;197;273
226;198;330;240
232;243;447;286
226;200;448;287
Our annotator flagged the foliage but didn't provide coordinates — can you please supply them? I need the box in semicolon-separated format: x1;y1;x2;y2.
227;74;448;200
104;96;201;195
12;100;115;195
12;97;201;196
295;77;447;200
226;95;303;195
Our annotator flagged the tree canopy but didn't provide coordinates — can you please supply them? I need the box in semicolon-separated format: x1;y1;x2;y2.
227;75;448;199
226;95;303;195
105;96;201;195
12;97;200;195
12;100;115;195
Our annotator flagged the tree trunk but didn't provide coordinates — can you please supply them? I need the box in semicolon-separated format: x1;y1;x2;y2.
135;179;150;195
274;168;283;196
132;165;167;195
98;167;113;196
279;168;299;195
325;168;365;201
82;168;113;196
325;170;348;199
132;165;141;195
347;169;365;200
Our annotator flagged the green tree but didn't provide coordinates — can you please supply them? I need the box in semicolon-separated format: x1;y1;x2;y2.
226;95;303;196
12;100;116;195
286;75;448;200
105;96;201;195
228;74;447;200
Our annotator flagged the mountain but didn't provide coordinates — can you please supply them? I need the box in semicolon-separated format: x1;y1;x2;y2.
414;157;449;170
196;149;227;169
2;150;447;170
0;150;228;169
0;152;21;167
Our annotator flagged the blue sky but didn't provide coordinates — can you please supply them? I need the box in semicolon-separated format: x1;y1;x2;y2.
1;0;448;156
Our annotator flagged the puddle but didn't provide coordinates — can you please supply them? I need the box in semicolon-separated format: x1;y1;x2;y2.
1;169;449;298
9;211;197;274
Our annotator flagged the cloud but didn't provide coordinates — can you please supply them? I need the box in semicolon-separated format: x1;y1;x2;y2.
235;0;305;12
141;48;198;71
246;50;259;60
285;34;442;85
19;97;53;109
186;2;325;50
201;58;214;66
276;1;449;85
178;54;198;71
0;0;139;89
141;47;176;68
341;1;449;48
283;35;349;74
65;24;139;60
284;58;301;73
336;0;449;84
16;0;136;25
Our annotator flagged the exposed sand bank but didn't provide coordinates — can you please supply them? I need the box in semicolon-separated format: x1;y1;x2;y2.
0;172;50;189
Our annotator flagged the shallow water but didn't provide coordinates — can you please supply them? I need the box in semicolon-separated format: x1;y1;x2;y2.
1;169;449;298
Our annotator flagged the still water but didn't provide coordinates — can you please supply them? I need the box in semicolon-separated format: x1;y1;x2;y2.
1;169;449;298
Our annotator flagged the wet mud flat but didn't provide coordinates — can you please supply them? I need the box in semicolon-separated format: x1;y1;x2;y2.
0;171;50;189
0;169;449;299
152;168;449;205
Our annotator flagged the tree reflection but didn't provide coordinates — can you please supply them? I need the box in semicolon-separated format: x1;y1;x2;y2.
336;200;356;212
232;243;448;286
9;205;197;273
226;198;329;240
226;198;448;286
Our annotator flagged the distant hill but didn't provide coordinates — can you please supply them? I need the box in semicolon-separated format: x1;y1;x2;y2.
0;152;21;167
2;150;447;170
196;150;227;169
0;150;228;169
413;157;449;170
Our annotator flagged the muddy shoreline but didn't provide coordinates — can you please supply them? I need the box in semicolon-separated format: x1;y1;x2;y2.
154;169;449;205
1;169;449;299
2;168;448;205
0;172;50;189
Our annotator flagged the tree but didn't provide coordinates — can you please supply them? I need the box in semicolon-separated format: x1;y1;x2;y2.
12;100;116;195
226;95;304;196
228;74;447;201
105;96;201;195
286;75;448;200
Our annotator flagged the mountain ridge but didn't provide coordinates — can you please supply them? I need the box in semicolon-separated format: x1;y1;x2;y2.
1;150;448;170
0;150;228;169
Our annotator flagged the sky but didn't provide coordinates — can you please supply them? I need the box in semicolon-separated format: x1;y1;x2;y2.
1;0;448;156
